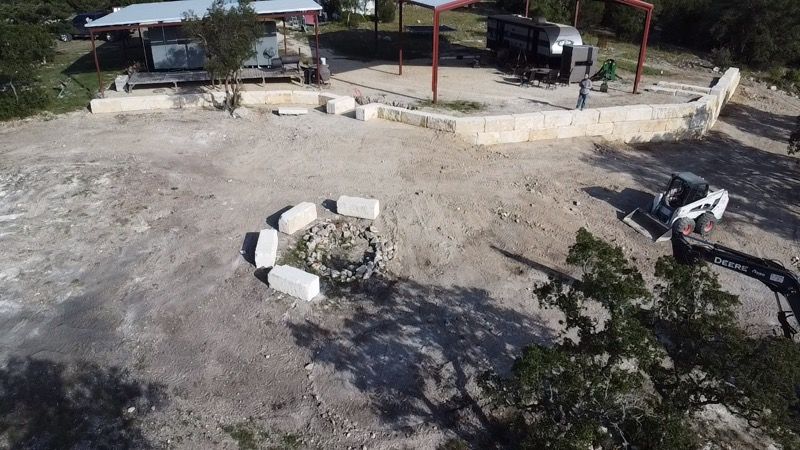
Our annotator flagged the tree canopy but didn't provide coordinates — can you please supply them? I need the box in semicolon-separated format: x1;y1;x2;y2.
183;0;261;112
483;229;800;449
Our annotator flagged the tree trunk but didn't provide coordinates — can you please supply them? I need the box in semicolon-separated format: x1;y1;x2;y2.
8;80;18;103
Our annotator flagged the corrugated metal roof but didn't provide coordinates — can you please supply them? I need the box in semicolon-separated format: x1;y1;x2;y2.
404;0;478;11
87;0;321;28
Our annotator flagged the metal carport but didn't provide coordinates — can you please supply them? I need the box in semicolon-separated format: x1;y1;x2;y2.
85;0;323;96
397;0;481;103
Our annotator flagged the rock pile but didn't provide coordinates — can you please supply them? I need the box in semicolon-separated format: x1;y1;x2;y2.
298;220;396;283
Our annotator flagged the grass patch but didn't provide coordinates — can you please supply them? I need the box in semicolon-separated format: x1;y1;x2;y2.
416;99;485;113
37;39;131;114
277;239;310;269
222;420;270;450
280;433;302;449
614;59;669;77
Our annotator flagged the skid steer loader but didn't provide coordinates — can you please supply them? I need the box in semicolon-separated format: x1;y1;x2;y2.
622;172;729;242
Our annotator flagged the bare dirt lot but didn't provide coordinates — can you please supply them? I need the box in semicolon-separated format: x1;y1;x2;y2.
0;81;798;449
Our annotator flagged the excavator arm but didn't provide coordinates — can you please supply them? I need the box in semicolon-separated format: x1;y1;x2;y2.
671;234;800;338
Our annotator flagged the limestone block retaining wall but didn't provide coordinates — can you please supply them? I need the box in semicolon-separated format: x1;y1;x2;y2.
355;68;740;146
89;90;356;115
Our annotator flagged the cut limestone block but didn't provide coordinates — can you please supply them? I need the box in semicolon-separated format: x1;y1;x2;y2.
255;229;278;269
268;265;320;301
425;113;457;132
278;202;317;234
326;96;356;114
278;107;308;116
484;115;515;132
355;104;380;121
337;196;380;220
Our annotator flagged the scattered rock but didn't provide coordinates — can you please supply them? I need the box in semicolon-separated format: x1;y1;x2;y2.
127;406;136;414
305;362;314;371
770;85;778;91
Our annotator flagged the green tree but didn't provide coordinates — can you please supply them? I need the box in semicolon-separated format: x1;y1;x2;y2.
484;229;800;449
183;0;261;112
0;23;54;119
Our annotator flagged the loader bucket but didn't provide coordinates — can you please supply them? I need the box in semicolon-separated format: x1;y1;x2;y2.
622;208;672;242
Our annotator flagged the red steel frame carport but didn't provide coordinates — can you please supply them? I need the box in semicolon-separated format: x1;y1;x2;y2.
574;0;653;94
397;0;481;103
87;12;322;96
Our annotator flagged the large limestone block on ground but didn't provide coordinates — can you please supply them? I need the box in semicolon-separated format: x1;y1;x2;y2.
557;125;587;139
326;96;356;115
513;112;545;131
278;202;317;235
597;106;629;123
425;113;457;132
586;122;614;136
268;265;320;301
454;117;486;134
625;105;653;121
356;104;380;121
292;90;320;105
318;92;340;106
400;110;427;127
484;115;515;132
255;229;278;269
542;110;574;128
529;127;560;141
572;109;599;126
337;196;380;220
278;107;308;116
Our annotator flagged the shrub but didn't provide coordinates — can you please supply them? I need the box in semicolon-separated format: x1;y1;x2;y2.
0;85;50;120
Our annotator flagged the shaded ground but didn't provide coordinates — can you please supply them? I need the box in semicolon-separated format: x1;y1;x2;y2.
0;80;797;448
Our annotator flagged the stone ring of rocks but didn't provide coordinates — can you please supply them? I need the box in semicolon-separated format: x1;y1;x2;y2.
298;219;396;283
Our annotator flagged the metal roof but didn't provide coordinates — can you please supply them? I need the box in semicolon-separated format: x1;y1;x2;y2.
404;0;478;11
87;0;321;28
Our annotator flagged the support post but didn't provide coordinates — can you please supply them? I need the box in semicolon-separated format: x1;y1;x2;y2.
633;7;652;94
314;14;321;86
139;26;149;71
431;10;440;103
398;0;403;75
574;0;581;27
374;9;379;56
90;30;104;97
524;0;530;17
283;19;288;54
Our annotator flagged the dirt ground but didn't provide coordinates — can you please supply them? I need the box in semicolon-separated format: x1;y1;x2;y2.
0;74;798;448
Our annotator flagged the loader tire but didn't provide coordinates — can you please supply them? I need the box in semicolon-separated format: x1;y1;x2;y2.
673;217;695;236
696;213;716;236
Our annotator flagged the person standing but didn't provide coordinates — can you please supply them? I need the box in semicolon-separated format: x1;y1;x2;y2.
576;74;592;110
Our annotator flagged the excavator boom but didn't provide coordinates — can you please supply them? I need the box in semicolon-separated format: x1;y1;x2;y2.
671;234;800;338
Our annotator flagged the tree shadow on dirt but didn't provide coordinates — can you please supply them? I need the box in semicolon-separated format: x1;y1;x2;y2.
720;102;796;143
288;277;552;445
582;131;800;241
0;357;167;449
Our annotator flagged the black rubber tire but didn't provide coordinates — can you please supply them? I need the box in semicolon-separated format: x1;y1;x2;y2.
673;217;695;236
696;213;716;236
